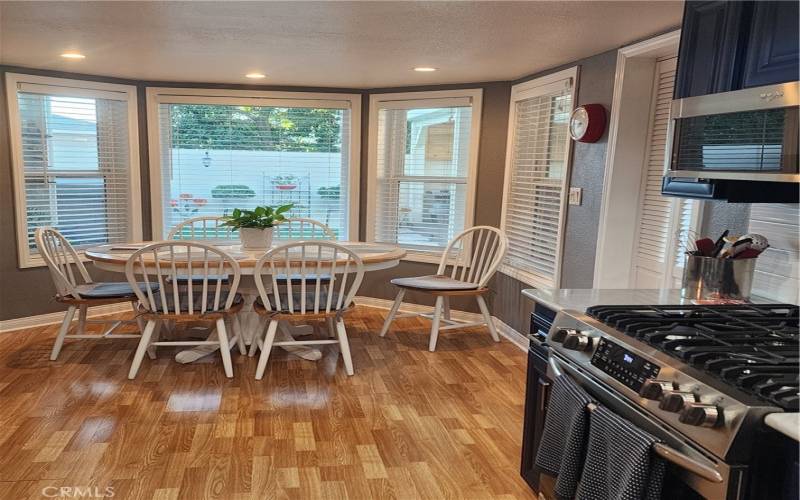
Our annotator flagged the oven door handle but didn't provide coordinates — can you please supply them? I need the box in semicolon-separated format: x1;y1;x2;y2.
547;356;724;484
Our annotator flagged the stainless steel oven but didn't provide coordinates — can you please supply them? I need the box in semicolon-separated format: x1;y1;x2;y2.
547;353;732;499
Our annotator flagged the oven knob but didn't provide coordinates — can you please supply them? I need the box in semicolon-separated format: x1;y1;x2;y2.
563;332;593;351
639;379;675;400
551;328;573;343
679;403;721;427
658;390;696;412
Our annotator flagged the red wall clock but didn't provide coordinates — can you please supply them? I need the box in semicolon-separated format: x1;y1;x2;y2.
568;104;606;143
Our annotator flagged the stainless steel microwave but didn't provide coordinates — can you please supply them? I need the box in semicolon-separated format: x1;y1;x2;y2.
662;82;799;202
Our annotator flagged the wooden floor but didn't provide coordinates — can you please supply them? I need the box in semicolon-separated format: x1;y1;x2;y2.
0;306;535;500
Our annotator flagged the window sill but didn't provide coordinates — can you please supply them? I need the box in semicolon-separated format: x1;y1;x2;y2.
401;250;445;265
18;251;93;270
499;264;555;289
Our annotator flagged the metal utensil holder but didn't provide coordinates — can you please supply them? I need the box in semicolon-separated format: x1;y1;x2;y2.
681;255;757;301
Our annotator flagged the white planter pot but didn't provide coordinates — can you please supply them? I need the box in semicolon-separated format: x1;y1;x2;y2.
239;227;274;250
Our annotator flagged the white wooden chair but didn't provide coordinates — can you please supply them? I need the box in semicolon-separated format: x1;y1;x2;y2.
250;241;364;379
35;227;151;360
167;216;236;241
379;226;508;351
275;217;336;240
124;241;246;379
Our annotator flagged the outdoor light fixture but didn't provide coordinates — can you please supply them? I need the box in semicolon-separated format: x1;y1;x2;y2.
413;67;437;72
60;52;86;60
245;72;266;79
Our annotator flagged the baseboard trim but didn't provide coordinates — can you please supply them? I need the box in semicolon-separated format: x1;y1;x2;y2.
354;295;527;351
1;297;531;352
0;303;132;333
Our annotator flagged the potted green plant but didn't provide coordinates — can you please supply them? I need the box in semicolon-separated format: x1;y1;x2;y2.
271;175;299;190
222;204;293;250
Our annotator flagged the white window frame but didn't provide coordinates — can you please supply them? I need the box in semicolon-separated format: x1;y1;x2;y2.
5;73;142;268
366;89;483;263
499;67;578;288
145;87;362;241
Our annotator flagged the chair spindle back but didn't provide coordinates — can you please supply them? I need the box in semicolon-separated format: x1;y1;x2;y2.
125;241;242;315
167;216;236;241
437;226;508;287
253;242;364;315
35;227;93;299
274;218;336;241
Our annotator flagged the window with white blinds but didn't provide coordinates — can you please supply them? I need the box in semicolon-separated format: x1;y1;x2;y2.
5;74;140;267
367;90;482;259
500;71;575;288
631;57;700;288
148;90;360;240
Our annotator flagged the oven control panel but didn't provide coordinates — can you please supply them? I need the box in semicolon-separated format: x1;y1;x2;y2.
591;337;660;392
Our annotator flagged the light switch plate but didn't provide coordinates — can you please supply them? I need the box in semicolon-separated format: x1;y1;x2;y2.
568;187;583;206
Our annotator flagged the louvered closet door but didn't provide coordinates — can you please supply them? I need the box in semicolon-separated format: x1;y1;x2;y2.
631;57;691;288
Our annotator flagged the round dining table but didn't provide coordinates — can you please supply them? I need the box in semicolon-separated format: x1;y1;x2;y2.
85;241;406;363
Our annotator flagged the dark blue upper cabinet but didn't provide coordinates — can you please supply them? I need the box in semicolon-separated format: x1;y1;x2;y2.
675;1;749;98
675;1;799;99
741;1;799;88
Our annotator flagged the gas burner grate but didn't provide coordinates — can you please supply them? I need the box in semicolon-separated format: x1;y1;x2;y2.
586;304;800;410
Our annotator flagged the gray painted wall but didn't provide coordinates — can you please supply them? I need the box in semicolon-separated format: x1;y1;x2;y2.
490;49;619;334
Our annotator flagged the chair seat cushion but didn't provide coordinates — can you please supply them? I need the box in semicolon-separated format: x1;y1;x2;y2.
390;274;479;291
74;282;159;299
254;290;347;314
146;290;243;314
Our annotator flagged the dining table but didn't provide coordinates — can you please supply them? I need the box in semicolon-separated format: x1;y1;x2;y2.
85;240;406;363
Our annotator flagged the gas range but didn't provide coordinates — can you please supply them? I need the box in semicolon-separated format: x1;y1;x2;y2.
545;303;798;464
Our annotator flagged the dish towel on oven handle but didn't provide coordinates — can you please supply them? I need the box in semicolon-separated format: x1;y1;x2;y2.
576;404;667;500
534;374;593;499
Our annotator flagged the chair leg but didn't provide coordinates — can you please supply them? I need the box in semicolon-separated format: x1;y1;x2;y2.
476;295;500;342
128;320;157;379
336;317;354;376
76;305;88;335
50;306;77;360
131;301;145;334
429;296;444;352
249;317;266;357
379;289;406;337
443;297;451;320
255;320;279;380
232;315;247;355
326;317;336;338
216;318;234;378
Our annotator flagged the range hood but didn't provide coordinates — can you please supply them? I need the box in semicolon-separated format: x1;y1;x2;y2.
662;82;799;203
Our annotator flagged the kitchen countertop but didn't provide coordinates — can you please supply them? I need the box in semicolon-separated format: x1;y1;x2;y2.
521;287;775;313
764;413;800;442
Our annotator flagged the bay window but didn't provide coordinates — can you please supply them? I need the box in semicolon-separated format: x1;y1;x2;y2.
146;89;360;240
5;74;141;267
367;90;482;261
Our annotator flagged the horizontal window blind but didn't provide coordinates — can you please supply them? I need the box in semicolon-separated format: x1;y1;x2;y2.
157;102;351;239
372;102;475;251
501;77;573;286
15;88;133;253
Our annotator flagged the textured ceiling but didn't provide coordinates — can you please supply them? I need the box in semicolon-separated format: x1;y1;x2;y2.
0;1;683;88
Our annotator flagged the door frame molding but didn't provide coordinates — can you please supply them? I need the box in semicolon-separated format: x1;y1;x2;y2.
593;30;682;288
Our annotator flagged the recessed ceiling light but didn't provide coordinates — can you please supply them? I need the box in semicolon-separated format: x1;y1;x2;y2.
245;72;266;79
60;52;85;60
413;67;437;72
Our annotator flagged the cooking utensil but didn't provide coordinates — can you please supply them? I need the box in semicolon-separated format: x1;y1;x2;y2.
695;238;715;257
711;230;729;258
